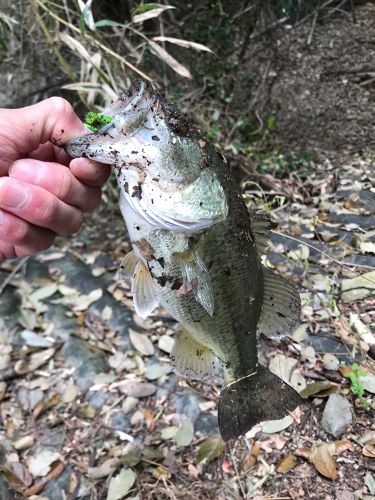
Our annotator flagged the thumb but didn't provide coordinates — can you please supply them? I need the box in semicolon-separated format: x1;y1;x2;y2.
12;96;85;150
0;97;85;172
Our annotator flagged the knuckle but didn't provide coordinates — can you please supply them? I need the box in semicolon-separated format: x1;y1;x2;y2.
38;196;58;225
70;211;84;234
56;169;73;200
46;96;74;117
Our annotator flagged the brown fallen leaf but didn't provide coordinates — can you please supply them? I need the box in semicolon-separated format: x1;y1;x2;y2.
295;447;311;460
276;452;297;473
24;460;64;497
310;442;337;480
0;462;32;492
15;348;56;375
363;444;375;458
152;465;171;481
143;409;155;432
118;380;157;398
334;440;355;454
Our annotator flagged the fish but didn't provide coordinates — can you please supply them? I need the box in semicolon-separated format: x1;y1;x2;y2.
64;79;303;441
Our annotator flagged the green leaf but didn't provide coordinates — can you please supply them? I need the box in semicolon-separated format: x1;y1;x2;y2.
196;434;225;465
161;426;178;440
365;472;375;495
131;3;160;15
95;19;125;28
175;418;194;446
299;381;338;399
106;468;136;500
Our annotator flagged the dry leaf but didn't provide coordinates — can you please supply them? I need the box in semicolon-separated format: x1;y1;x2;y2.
24;460;64;497
118;380;157;398
310;443;337;480
152;465;171;480
334;440;355;454
15;348;56;375
276;452;297;473
153;36;213;53
106;468;136;500
129;329;155;356
147;41;191;79
363;444;375;458
132;6;175;24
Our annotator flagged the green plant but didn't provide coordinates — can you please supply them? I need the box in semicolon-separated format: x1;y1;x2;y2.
342;363;370;411
84;112;112;132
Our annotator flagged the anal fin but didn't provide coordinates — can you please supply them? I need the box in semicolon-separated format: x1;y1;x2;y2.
257;267;301;340
170;329;218;380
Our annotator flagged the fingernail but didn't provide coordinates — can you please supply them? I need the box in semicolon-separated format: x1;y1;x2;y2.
0;180;29;209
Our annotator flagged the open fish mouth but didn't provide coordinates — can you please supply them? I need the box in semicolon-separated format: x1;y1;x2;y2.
63;79;152;160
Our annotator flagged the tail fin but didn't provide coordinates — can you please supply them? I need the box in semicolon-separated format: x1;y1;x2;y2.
218;365;302;441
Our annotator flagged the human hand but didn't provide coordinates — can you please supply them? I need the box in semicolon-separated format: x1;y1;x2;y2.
0;97;110;260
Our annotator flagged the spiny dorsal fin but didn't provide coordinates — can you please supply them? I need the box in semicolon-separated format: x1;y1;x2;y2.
257;267;301;340
170;329;219;380
248;210;271;256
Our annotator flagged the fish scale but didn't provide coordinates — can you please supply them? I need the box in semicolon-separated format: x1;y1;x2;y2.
64;79;303;441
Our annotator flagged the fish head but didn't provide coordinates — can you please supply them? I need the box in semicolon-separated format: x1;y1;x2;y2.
64;79;204;187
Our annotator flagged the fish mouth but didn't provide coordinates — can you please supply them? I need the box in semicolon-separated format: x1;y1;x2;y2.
63;79;150;160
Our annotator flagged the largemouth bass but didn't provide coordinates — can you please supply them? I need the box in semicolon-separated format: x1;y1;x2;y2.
64;80;302;441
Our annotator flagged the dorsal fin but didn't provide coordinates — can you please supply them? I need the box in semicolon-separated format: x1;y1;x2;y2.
248;210;271;256
257;267;301;340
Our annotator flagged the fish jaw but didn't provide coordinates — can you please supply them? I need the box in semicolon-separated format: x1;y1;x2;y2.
64;80;204;187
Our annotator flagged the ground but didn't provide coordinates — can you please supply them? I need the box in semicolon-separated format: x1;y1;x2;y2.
0;2;374;500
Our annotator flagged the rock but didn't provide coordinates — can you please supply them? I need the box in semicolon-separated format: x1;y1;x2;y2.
195;412;218;435
323;353;340;371
172;390;205;422
41;464;73;500
111;412;131;431
321;394;353;437
0;476;10;500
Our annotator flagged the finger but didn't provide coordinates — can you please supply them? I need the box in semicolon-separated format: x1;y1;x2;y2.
0;177;83;236
27;142;73;167
9;159;102;212
70;158;111;188
0;209;55;258
0;97;85;173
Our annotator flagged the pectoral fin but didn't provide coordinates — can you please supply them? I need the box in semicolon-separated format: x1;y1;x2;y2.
170;329;218;380
132;261;159;319
181;251;214;316
118;250;138;282
257;267;301;340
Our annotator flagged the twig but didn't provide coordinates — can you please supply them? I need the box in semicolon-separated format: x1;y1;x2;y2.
273;231;375;274
0;257;28;295
228;442;246;498
307;10;318;45
349;0;357;24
